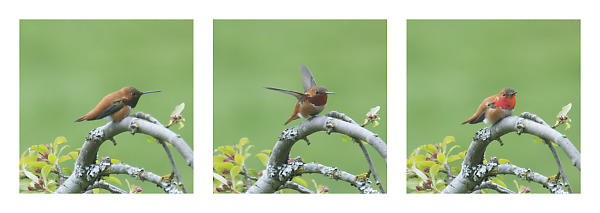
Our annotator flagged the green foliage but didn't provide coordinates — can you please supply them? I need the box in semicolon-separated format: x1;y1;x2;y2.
19;136;76;193
213;137;329;193
407;136;530;194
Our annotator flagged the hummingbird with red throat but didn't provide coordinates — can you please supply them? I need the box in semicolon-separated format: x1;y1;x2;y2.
266;65;335;125
462;88;517;125
75;87;160;122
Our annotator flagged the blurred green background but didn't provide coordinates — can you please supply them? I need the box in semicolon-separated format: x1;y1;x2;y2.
407;20;580;193
213;20;387;193
20;20;193;193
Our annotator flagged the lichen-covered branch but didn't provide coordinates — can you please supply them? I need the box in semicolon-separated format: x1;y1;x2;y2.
441;114;579;193
301;162;378;194
246;112;386;193
55;114;192;193
109;163;182;194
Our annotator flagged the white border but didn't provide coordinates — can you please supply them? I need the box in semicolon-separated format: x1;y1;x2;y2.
1;0;597;212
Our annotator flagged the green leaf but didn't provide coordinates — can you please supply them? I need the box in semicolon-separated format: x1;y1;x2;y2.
247;169;258;177
218;146;235;155
213;172;228;185
58;155;71;163
41;164;51;181
407;178;420;191
103;176;122;185
341;135;353;142
48;154;57;165
292;177;308;187
111;159;121;164
261;149;272;154
147;137;157;143
54;136;67;146
532;137;543;144
62;167;72;176
238;137;249;146
430;164;440;179
443;136;455;145
234;153;244;166
422;144;438;154
47;182;57;192
255;153;269;166
213;156;226;168
451;167;461;175
68;151;78;161
498;158;510;164
217;162;234;172
437;153;446;164
447;145;461;156
557;103;572;117
416;160;435;170
171;102;185;117
230;166;241;177
490;177;507;188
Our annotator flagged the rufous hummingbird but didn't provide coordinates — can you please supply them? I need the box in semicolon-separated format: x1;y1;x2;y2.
462;88;517;125
266;65;335;125
75;87;160;122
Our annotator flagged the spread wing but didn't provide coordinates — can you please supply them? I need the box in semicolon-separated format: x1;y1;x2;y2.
88;99;126;120
265;87;305;100
299;64;317;92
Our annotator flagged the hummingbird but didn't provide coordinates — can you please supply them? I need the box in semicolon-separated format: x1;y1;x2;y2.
75;87;160;122
462;88;517;125
266;65;335;125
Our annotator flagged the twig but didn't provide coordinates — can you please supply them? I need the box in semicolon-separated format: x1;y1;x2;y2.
278;181;315;194
521;112;572;193
109;163;183;194
158;139;186;193
85;181;127;194
328;111;386;192
544;139;572;193
472;180;515;194
356;138;385;193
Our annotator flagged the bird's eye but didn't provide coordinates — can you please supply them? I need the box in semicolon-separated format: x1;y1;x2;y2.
131;92;135;96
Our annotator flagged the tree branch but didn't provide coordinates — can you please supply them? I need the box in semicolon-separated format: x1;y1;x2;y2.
85;180;128;194
109;163;183;194
472;180;515;194
441;114;579;193
246;111;386;193
277;181;315;194
55;113;192;193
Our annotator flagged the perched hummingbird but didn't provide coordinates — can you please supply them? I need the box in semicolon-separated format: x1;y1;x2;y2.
75;87;160;122
462;88;517;125
266;65;335;125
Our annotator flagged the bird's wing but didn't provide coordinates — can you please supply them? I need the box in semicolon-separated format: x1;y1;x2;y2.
299;64;317;92
88;99;126;120
462;96;494;124
265;87;305;100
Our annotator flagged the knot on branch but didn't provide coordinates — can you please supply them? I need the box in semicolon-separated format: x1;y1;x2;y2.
279;127;300;143
272;161;305;182
86;128;105;143
325;117;335;134
463;161;498;183
516;118;526;135
129;120;141;135
80;157;112;182
473;127;492;142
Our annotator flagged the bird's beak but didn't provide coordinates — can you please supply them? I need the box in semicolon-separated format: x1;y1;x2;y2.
325;91;336;94
142;90;161;94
